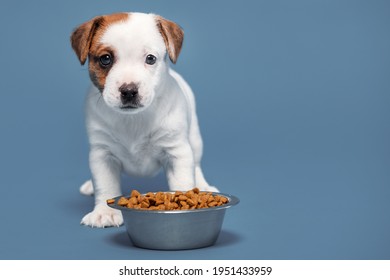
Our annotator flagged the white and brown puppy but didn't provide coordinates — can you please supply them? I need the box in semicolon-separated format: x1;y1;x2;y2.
71;12;218;227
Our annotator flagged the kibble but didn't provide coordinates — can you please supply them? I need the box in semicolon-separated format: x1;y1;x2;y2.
108;188;229;210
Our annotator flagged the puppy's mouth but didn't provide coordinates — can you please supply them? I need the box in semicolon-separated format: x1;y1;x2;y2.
119;103;144;110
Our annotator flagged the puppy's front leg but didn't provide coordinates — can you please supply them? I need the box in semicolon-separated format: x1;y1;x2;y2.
81;146;123;227
164;143;195;191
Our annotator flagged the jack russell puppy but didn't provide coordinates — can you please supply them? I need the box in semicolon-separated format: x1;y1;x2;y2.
71;12;218;227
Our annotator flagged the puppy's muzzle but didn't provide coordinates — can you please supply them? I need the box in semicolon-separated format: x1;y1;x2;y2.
119;83;143;109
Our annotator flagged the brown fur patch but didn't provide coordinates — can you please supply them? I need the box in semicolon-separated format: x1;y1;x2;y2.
155;16;184;64
70;13;129;90
88;46;115;92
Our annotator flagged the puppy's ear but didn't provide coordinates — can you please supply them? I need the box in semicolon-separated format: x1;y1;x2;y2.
155;16;184;64
70;16;103;65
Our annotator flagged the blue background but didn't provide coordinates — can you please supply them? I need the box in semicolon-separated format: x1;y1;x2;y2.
0;0;389;259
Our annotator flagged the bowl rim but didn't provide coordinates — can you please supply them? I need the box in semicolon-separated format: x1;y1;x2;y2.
107;191;239;214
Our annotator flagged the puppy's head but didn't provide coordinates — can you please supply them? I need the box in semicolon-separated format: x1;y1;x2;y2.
71;12;184;113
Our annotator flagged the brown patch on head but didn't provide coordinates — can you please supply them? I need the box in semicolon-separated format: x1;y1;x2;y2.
155;16;184;64
70;13;129;90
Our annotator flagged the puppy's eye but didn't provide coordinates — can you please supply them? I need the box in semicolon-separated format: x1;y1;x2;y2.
145;54;157;65
99;54;112;67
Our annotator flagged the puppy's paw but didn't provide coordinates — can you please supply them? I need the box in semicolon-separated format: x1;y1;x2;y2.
80;179;94;196
81;204;123;228
198;185;219;193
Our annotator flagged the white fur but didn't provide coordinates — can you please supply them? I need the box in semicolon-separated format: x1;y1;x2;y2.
80;13;217;228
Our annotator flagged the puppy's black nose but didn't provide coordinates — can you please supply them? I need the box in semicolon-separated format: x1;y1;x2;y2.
119;83;139;104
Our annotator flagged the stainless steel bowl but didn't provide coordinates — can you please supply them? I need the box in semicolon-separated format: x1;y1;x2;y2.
108;192;239;250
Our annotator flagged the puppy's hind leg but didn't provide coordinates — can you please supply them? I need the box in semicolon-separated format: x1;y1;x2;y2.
195;166;219;192
80;179;94;196
189;114;219;192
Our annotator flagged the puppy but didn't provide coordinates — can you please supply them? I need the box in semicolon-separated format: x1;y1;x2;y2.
71;12;218;227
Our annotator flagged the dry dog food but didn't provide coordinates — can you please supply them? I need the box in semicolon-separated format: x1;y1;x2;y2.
107;188;228;210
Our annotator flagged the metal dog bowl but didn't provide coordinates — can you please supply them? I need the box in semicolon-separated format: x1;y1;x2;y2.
108;192;239;250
